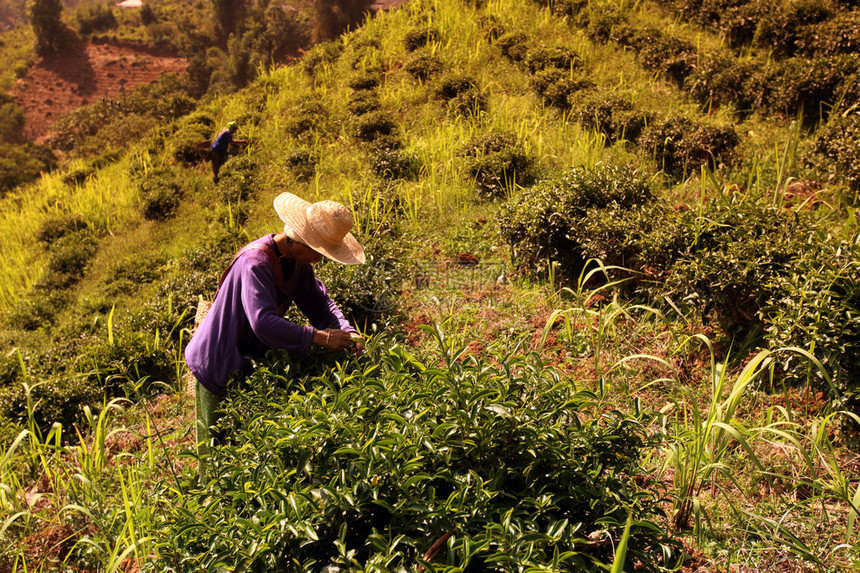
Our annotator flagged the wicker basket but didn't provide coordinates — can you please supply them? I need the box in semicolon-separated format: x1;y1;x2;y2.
185;299;213;397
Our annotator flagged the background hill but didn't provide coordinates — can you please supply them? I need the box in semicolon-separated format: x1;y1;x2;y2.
1;0;860;570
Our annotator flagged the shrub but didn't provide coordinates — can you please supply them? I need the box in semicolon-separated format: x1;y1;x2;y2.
809;111;860;190
752;0;833;58
568;89;650;143
499;164;655;280
348;72;380;91
354;111;397;142
496;31;529;62
403;25;438;51
0;95;25;142
477;14;505;41
168;119;212;165
640;115;739;179
37;214;89;246
435;74;487;116
763;237;860;407
685;53;766;115
802;10;860;55
44;231;98;282
302;40;343;75
636;30;697;86
284;148;317;181
665;199;817;337
764;54;859;122
138;167;183;221
531;68;593;109
314;255;403;328
5;289;70;330
158;334;680;571
369;144;420;181
284;97;328;137
523;45;579;74
0;143;57;194
459;132;536;198
217;155;258;205
0;374;102;435
347;90;380;116
74;1;116;35
403;51;444;81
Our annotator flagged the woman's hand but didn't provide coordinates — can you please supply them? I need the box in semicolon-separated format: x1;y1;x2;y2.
313;329;360;352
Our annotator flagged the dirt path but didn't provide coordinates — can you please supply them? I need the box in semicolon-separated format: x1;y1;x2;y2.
11;41;187;143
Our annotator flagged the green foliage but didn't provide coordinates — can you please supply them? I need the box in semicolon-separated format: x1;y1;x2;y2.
159;333;680;571
458;131;535;198
499;164;656;280
666;199;817;337
26;0;71;55
0;142;56;194
168;115;213;165
347;89;380;116
762;236;860;405
284;148;318;181
804;10;860;55
765;54;860;122
495;31;529;62
311;0;374;43
640;115;739;179
74;2;117;36
37;213;89;245
531;68;593;110
0;375;102;434
614;26;696;86
435;73;487;116
138;167;183;221
0;93;25;142
284;96;328;138
302;39;343;76
403;25;438;51
353;110;397;142
568;89;650;143
752;0;832;58
369;143;420;181
685;53;766;116
217;155;258;205
523;44;579;74
809;111;860;190
403;50;444;81
315;255;403;328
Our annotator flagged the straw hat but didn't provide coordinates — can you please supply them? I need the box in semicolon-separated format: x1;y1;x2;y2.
273;192;365;265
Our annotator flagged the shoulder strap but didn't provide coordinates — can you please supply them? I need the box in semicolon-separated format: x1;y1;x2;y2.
213;242;285;300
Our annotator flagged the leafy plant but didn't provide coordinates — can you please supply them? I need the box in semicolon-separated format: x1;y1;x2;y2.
138;167;183;221
458;131;535;198
158;331;680;571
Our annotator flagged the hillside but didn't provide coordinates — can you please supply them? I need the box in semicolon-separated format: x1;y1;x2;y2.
1;0;860;570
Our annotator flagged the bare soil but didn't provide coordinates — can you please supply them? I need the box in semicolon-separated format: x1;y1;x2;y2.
10;40;187;143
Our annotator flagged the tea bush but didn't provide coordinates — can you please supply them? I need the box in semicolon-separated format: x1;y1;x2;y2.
665;199;817;337
435;74;488;116
568;89;650;143
44;231;99;283
499;164;655;280
315;255;404;328
523;45;579;74
138;167;183;221
403;25;438;51
284;97;328;137
685;53;766;115
354;111;398;142
0;374;102;436
168;118;212;165
347;90;380;117
284;148;318;181
639;115;739;179
403;51;444;81
763;236;860;406
348;72;380;91
0;143;57;194
37;213;89;245
458;131;536;198
535;69;592;109
302;40;343;76
370;145;420;181
616;27;697;86
74;1;116;35
803;10;860;55
496;31;529;62
217;155;259;205
764;54;859;122
752;0;833;58
808;111;860;191
158;333;680;571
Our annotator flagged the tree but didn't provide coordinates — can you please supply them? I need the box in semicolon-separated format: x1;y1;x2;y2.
312;0;374;42
26;0;69;55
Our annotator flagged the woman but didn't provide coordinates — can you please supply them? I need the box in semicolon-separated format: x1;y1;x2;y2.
185;192;365;480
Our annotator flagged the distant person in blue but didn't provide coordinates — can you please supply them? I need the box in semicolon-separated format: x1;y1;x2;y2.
210;121;246;183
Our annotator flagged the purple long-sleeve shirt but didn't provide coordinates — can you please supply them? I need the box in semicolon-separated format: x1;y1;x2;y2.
185;234;356;396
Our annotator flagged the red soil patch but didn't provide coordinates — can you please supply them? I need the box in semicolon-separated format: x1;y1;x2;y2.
11;40;186;143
